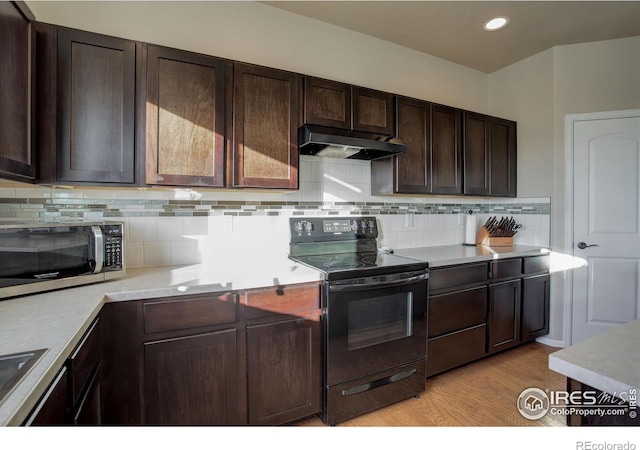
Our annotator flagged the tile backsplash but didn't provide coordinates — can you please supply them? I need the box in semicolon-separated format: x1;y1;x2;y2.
0;156;551;268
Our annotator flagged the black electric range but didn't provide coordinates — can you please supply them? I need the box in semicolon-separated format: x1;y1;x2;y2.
289;216;429;426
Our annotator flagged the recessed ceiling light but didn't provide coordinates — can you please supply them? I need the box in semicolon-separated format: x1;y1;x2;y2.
483;17;510;31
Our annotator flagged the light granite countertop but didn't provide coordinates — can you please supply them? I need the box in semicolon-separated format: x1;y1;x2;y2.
0;253;322;426
548;320;640;396
394;244;550;267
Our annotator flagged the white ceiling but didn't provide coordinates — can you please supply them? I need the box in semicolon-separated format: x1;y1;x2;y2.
262;1;640;73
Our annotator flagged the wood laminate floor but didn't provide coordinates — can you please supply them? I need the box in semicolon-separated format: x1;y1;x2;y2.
295;342;567;427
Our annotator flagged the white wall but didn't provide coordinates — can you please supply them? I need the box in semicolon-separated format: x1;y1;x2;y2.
489;36;640;344
25;0;488;113
488;49;555;199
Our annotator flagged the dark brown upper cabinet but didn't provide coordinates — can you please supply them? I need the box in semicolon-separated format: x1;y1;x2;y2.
371;96;431;195
431;104;463;195
303;76;395;136
463;111;490;195
231;63;301;189
0;1;36;182
303;76;351;130
142;44;227;187
36;26;137;185
463;112;517;197
352;86;395;135
489;117;517;197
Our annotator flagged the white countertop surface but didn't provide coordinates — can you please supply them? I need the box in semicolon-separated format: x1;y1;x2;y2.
394;244;550;267
0;253;322;426
548;320;640;396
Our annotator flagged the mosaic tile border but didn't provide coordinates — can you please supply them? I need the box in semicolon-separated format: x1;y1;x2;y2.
0;198;550;219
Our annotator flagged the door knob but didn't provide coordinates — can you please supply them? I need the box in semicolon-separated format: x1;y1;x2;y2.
577;242;599;249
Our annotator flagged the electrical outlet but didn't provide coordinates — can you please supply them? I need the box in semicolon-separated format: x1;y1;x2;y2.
405;214;414;227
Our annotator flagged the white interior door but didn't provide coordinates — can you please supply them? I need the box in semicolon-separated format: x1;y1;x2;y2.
571;113;640;344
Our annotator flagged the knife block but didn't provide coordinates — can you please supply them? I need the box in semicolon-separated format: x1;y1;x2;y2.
476;226;514;247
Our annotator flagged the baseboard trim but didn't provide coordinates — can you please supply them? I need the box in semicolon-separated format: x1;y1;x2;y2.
536;336;565;348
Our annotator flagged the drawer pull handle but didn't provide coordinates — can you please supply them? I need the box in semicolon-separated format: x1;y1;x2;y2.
341;368;417;396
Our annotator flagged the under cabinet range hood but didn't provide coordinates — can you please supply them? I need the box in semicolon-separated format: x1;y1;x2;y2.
298;124;407;160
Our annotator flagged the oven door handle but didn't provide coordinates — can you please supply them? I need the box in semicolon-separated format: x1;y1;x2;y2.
329;272;428;291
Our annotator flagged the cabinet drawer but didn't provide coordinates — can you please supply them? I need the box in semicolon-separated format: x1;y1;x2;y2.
523;254;550;274
490;258;522;280
68;318;100;406
428;286;487;338
429;263;487;292
244;283;320;320
143;293;236;334
426;324;486;377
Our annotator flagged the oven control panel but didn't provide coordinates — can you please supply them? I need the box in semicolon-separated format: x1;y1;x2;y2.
290;217;378;242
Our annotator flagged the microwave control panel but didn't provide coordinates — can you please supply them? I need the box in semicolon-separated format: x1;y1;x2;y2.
104;225;123;270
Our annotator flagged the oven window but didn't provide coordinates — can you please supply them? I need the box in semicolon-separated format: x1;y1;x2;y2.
347;292;412;350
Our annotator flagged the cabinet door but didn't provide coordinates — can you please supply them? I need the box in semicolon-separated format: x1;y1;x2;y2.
395;96;431;194
145;329;239;425
56;27;136;184
0;1;35;181
232;63;301;189
303;76;351;129
521;274;550;341
23;367;70;426
144;45;226;187
246;314;321;425
352;86;395;135
487;279;521;353
431;104;462;194
489;117;517;197
463;111;490;195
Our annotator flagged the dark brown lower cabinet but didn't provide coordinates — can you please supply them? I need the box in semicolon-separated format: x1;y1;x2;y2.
246;314;321;425
427;285;488;377
427;256;551;378
427;325;486;377
487;279;522;354
145;329;239;425
521;274;550;341
23;367;70;426
73;368;101;425
24;316;102;426
427;266;488;377
101;282;322;426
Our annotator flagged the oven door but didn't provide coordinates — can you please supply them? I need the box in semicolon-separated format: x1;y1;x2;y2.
325;270;428;386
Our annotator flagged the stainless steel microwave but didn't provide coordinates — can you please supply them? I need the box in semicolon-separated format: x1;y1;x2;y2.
0;221;125;299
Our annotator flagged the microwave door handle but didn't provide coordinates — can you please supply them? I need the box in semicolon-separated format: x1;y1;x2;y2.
91;226;104;274
329;273;428;292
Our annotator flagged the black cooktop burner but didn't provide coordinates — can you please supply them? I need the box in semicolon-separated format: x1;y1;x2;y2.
291;251;427;280
288;216;428;280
